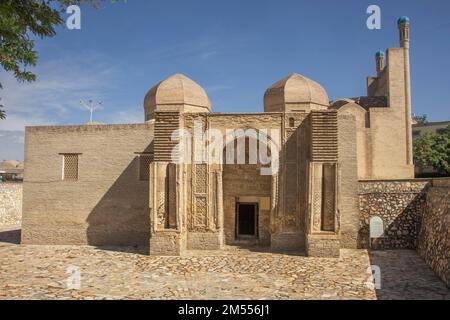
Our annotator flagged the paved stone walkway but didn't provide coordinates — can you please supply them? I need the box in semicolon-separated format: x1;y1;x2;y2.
0;227;448;300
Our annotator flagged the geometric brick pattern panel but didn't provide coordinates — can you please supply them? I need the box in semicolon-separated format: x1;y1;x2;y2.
321;163;336;232
139;155;152;181
195;164;207;194
311;111;338;162
63;154;78;181
312;164;323;232
154;112;180;162
194;196;207;227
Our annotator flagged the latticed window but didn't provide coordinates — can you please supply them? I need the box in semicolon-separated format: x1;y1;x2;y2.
289;117;295;128
62;154;79;181
139;155;152;181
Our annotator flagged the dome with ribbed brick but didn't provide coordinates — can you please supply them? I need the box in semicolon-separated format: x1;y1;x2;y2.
264;73;329;112
144;74;211;121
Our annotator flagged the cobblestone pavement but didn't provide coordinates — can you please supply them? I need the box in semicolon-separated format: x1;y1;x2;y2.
0;227;448;300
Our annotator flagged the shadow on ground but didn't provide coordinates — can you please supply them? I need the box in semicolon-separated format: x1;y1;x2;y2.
369;250;449;300
226;244;306;257
92;245;149;256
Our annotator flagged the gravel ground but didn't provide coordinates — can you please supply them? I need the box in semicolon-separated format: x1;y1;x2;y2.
0;226;448;300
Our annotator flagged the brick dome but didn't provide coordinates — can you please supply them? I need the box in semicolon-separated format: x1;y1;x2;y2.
264;73;329;112
144;74;211;121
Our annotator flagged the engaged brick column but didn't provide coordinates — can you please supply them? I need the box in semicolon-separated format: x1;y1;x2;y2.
149;112;182;256
305;111;340;258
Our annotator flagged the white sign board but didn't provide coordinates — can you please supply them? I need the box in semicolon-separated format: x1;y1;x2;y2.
370;216;384;238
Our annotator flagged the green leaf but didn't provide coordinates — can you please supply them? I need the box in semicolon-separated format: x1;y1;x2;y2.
414;126;450;175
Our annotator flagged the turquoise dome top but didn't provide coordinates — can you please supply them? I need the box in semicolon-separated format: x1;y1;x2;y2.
397;16;410;25
375;51;385;58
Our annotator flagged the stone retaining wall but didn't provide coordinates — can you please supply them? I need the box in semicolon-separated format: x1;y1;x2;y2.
0;182;22;227
358;178;450;287
358;180;428;249
417;179;450;288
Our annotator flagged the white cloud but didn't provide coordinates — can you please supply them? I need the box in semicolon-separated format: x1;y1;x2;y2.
0;53;117;131
145;39;220;63
200;51;218;60
0;131;24;161
0;53;129;160
0;113;53;131
103;108;144;124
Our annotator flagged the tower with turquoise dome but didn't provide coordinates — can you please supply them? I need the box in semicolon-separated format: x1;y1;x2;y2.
375;51;385;76
398;16;413;166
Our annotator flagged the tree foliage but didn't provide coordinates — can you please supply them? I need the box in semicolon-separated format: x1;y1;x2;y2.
414;125;450;175
413;114;428;125
0;0;115;119
0;85;4;119
0;0;64;84
0;103;5;120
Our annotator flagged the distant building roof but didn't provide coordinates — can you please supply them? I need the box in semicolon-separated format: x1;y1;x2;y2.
85;121;105;125
413;121;450;128
330;96;388;110
0;160;20;169
0;160;24;173
350;96;388;109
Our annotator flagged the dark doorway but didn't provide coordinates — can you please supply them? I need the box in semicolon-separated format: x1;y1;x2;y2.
236;203;258;238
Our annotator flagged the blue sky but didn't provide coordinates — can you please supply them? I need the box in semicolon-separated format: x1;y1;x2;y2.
1;0;450;160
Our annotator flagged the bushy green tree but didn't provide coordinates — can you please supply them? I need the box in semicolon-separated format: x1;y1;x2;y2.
0;92;5;119
0;0;116;119
0;103;5;119
413;114;428;125
0;1;64;84
414;125;450;176
432;125;450;174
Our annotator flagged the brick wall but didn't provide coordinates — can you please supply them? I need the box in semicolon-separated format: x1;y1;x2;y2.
22;123;154;246
338;114;359;248
0;182;22;227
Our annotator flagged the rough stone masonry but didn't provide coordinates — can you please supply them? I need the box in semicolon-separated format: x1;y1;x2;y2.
0;183;22;227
